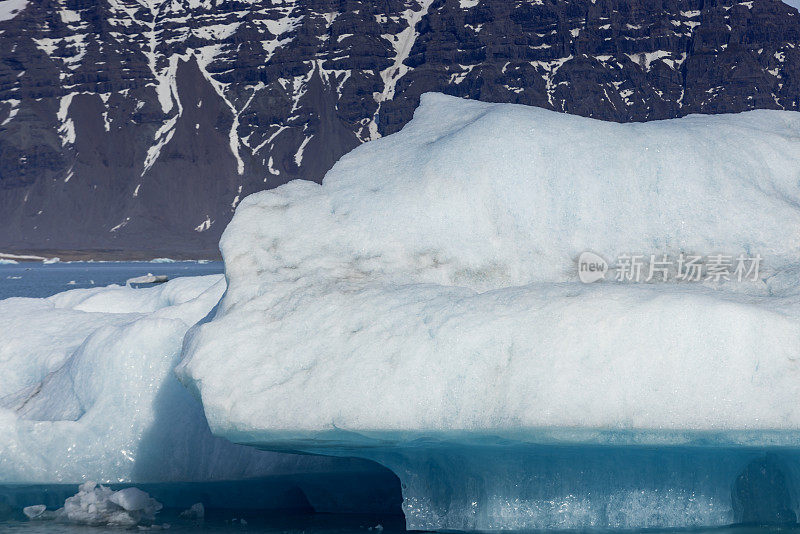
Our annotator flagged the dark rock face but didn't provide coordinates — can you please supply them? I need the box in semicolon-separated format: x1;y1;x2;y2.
0;0;798;256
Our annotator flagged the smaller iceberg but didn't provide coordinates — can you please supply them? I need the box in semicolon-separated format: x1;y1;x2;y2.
24;482;163;527
0;276;401;515
62;483;162;527
126;273;169;285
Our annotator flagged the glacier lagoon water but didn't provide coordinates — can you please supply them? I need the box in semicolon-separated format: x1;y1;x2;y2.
0;510;407;533
0;260;224;300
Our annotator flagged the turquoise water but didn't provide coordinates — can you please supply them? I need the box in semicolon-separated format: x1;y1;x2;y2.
0;261;224;300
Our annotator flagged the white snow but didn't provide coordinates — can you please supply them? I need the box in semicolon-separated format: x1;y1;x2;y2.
56;93;76;146
625;51;673;70
294;135;312;166
142;54;186;175
109;217;130;232
530;56;573;106
59;9;80;23
0;0;28;21
1;98;20;126
368;0;434;139
177;93;800;447
194;215;213;232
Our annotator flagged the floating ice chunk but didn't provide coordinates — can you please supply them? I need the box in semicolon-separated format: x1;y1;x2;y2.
62;482;162;527
127;273;169;285
110;487;162;515
179;502;204;520
22;504;46;519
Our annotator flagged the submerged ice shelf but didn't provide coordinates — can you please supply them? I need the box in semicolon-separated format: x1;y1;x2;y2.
175;93;800;530
239;439;800;530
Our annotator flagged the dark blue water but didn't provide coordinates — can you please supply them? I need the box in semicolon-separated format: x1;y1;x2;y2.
0;261;223;300
0;511;404;533
0;520;795;534
0;510;405;534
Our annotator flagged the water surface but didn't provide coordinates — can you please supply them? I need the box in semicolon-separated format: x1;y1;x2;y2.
0;261;224;300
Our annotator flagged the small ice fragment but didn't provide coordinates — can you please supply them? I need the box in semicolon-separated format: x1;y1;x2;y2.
23;504;46;519
126;273;169;285
62;482;162;527
110;487;157;512
180;502;204;520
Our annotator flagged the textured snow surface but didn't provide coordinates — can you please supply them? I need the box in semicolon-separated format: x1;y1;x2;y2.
178;93;800;445
0;276;389;488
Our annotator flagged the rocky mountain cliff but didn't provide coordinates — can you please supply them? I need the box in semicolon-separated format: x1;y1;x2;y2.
1;0;798;257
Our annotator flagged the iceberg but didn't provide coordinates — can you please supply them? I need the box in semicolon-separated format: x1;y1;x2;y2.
0;276;399;514
61;482;163;527
24;482;165;527
176;94;800;530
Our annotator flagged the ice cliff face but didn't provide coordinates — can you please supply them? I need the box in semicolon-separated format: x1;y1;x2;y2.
1;0;799;255
177;94;800;530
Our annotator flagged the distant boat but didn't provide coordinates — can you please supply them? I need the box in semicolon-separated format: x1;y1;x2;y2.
126;273;169;285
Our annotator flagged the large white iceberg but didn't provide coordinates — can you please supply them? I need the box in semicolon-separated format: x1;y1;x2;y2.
176;94;800;529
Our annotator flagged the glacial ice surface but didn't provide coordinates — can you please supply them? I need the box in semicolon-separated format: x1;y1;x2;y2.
176;93;800;529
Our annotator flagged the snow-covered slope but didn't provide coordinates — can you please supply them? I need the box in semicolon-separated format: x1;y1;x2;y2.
176;94;800;529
